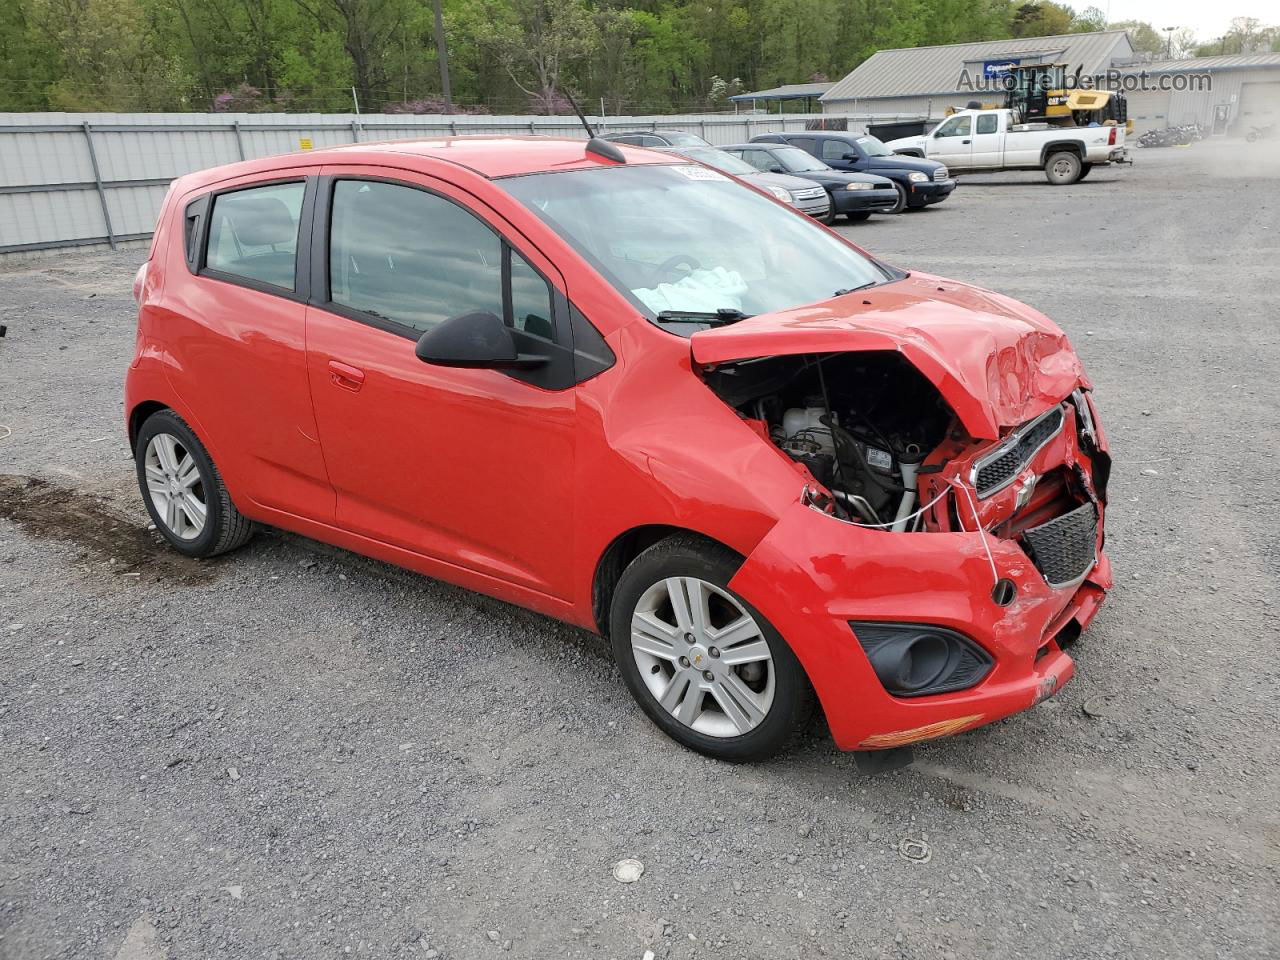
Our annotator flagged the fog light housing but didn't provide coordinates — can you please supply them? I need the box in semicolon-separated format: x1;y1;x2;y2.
850;622;993;698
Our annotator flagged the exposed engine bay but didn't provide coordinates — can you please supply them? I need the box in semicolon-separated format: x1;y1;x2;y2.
701;352;955;530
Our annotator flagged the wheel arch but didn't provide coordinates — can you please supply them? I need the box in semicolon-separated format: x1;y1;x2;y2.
128;400;171;452
1039;140;1084;165
591;525;745;637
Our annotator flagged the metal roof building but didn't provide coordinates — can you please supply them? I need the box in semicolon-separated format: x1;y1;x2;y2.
728;82;833;112
821;30;1136;117
1114;52;1280;135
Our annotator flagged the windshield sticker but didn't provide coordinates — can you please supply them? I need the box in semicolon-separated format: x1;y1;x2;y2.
675;165;729;182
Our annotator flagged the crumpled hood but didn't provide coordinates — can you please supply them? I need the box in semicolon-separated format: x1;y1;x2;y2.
690;272;1086;440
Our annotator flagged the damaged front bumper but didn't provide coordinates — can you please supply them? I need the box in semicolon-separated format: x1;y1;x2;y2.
728;389;1112;752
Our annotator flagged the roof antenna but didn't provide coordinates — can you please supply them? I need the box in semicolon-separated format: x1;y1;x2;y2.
560;85;626;163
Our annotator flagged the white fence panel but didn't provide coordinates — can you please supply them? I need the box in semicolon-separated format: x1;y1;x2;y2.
0;110;921;255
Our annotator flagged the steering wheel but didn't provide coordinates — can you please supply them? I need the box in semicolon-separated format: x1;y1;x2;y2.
651;254;701;286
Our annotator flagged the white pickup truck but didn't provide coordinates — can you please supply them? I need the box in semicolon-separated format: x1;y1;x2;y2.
885;108;1129;185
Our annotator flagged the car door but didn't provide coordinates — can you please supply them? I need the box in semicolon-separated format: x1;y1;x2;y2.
736;147;782;174
928;115;974;167
303;167;579;600
818;138;859;171
170;172;335;521
969;112;1004;168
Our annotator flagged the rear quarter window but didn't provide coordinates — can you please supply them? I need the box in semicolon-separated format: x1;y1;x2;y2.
205;181;306;290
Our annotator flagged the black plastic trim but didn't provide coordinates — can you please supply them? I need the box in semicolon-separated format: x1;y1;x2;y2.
849;621;994;699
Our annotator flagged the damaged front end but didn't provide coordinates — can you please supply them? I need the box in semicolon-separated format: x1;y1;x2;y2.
691;280;1112;750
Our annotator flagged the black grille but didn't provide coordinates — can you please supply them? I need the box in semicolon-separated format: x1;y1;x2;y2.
1022;502;1098;587
973;407;1063;497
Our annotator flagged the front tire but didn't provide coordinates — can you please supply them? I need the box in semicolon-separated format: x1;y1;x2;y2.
134;409;255;558
887;183;908;214
609;535;814;760
1045;151;1082;185
846;210;872;222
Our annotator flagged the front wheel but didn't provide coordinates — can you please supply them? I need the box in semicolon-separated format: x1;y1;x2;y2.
1045;151;1083;185
609;536;814;760
846;210;872;222
135;409;255;558
820;203;836;225
887;183;908;214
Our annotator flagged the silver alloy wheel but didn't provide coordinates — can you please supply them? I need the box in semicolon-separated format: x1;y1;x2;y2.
144;433;207;540
630;577;776;738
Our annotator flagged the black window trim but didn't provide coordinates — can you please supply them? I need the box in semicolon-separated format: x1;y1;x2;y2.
195;176;315;303
309;173;564;346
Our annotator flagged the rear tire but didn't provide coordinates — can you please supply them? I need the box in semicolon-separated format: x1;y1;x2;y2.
846;210;872;222
609;535;814;761
134;409;255;558
1045;151;1082;185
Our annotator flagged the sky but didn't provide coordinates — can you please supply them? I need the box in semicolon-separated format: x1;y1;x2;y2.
1101;0;1276;42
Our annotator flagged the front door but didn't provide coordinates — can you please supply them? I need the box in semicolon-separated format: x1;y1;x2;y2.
819;138;858;171
304;168;578;600
928;115;974;167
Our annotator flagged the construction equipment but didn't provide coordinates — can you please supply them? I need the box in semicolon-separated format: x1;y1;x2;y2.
1003;63;1129;131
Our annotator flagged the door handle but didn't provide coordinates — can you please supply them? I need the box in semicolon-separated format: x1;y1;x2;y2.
962;139;971;144
328;360;365;392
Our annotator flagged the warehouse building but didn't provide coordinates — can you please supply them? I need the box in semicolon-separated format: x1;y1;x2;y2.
821;31;1280;136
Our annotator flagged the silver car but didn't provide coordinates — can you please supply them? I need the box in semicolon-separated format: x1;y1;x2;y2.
661;146;833;222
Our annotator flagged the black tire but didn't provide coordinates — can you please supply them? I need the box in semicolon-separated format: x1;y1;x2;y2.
820;203;836;225
134;409;255;558
886;183;908;214
845;210;872;222
1077;162;1094;181
608;534;815;761
1044;151;1082;185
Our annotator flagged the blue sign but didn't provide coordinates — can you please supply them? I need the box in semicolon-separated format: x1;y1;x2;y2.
983;59;1021;78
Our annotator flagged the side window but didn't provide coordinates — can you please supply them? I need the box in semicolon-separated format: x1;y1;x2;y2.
328;179;502;334
742;150;773;172
508;250;554;340
976;113;999;135
788;137;816;152
935;116;972;138
205;182;305;289
638;135;664;146
820;139;848;161
612;135;642;145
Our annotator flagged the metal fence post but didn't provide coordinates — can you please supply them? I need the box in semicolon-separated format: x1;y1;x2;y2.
81;121;116;250
232;119;247;160
351;118;361;143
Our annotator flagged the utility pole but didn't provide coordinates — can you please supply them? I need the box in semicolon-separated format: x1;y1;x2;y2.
1163;26;1178;59
433;0;453;109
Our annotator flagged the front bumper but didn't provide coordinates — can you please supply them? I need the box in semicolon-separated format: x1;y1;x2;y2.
728;391;1111;752
832;187;899;214
792;194;832;218
1106;147;1132;164
910;178;957;205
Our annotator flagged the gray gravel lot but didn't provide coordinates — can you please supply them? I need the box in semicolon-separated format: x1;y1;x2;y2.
1;139;1277;960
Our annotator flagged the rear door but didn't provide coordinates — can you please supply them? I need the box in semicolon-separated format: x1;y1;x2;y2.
303;167;579;600
168;171;334;521
969;111;1004;168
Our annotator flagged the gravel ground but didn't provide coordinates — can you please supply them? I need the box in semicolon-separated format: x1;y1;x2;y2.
1;139;1277;960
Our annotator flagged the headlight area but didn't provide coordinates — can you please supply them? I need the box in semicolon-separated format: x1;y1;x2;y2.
851;621;993;697
767;185;794;202
843;182;874;190
907;171;930;183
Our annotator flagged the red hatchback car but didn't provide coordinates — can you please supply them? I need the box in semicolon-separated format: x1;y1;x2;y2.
126;136;1112;761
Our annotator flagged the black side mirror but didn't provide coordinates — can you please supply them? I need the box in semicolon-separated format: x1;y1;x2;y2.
768;165;785;174
415;310;547;370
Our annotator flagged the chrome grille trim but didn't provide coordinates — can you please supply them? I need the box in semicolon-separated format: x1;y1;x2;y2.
933;166;948;181
970;405;1065;499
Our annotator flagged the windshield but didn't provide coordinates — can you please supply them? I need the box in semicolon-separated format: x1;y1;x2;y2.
662;132;711;146
774;146;830;173
675;147;759;177
501;164;887;329
855;136;894;157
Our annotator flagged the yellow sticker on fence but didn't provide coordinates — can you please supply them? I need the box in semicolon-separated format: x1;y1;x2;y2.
298;138;313;151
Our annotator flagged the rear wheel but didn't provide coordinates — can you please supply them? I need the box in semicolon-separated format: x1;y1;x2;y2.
135;409;255;558
609;535;813;760
845;210;872;222
1045;151;1083;185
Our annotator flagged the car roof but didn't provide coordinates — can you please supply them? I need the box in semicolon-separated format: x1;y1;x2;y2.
172;135;681;190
